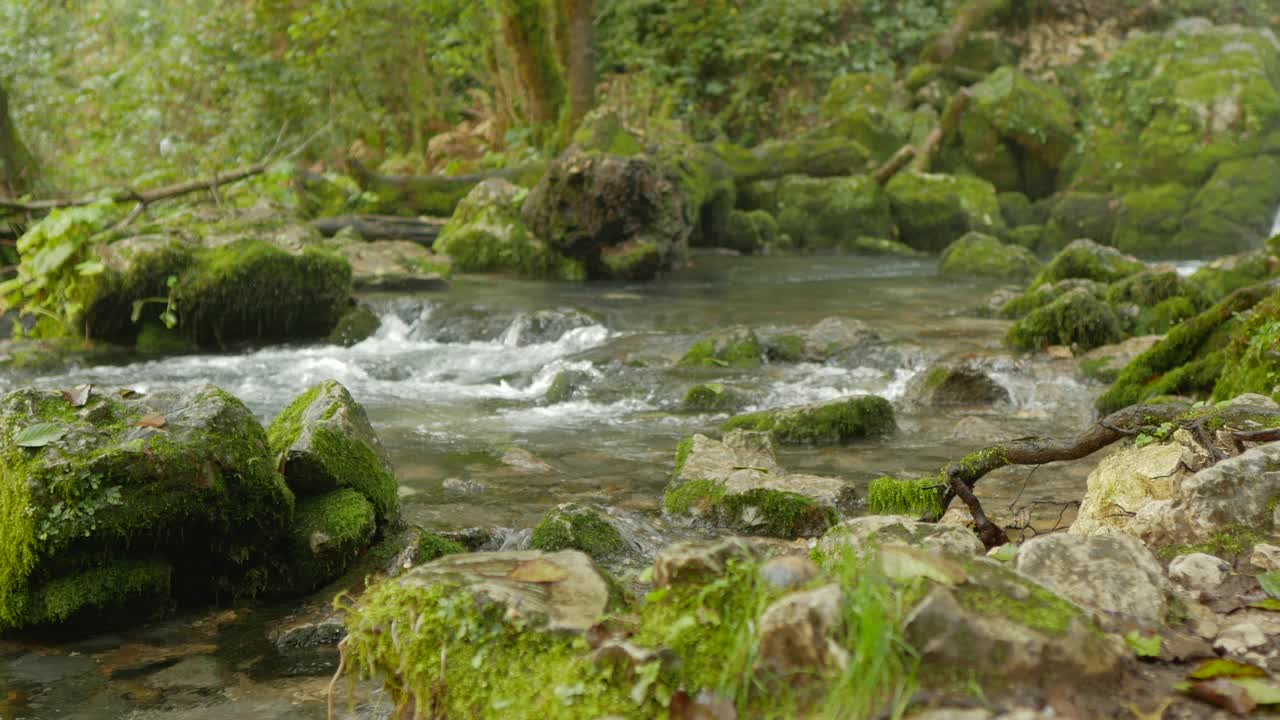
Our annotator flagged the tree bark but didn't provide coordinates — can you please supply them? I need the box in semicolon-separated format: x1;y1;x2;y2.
920;403;1280;548
557;0;596;132
0;81;36;198
493;0;565;140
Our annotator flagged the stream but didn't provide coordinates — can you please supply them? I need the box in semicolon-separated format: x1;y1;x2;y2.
0;253;1104;719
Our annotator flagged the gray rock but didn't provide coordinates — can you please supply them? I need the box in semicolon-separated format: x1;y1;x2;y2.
336;239;450;292
1251;543;1280;572
1215;622;1269;658
144;655;226;692
758;555;821;590
760;317;884;364
755;584;847;676
273;614;347;652
1070;430;1208;539
394;550;610;633
500;447;555;473
818;516;985;557
905;360;1011;407
1167;553;1232;596
1014;533;1169;626
652;537;757;588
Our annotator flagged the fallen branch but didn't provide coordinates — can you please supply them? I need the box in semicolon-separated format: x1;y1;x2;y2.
348;159;545;218
873;145;917;186
309;214;446;246
909;89;970;174
923;403;1280;548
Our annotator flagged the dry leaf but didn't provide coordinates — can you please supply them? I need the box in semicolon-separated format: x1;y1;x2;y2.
507;558;568;583
136;413;167;429
63;384;92;407
1189;678;1256;716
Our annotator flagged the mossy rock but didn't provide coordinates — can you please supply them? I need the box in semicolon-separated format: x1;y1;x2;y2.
683;383;747;413
907;362;1010;407
949;111;1022;193
885;172;1005;253
969;66;1077;188
1005;224;1045;251
328;305;381;347
721;396;895;445
1006;287;1125;352
724;209;778;255
757;175;895;251
416;531;467;563
997;278;1106;320
997;192;1037;229
1187;250;1279;302
1096;283;1277;413
678;327;763;369
282;488;377;594
0;385;295;630
664;432;853;538
436;178;583;280
1041;192;1120;252
1172;155;1280;258
1105;268;1202;309
1112;183;1196;257
1211;289;1280;402
1031;239;1146;289
267;380;399;523
939;231;1041;281
82;236;352;350
529;503;625;560
135;321;198;355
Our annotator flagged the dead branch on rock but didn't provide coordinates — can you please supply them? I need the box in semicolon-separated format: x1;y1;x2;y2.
873;145;917;185
309;214;446;246
909;89;970;174
924;403;1280;548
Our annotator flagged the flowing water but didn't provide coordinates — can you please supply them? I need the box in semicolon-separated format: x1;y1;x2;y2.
0;253;1105;718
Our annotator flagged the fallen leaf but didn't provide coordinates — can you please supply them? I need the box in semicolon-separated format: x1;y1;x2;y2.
136;413;167;429
1128;699;1173;720
1124;630;1162;659
63;384;92;407
14;422;67;448
1231;677;1280;705
1248;598;1280;612
1259;570;1280;600
1189;678;1256;715
507;558;568;583
1189;658;1268;681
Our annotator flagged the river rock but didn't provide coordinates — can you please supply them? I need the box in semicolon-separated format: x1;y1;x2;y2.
1251;543;1280;572
522;147;691;281
678;326;763;368
904;360;1010;407
721;395;895;445
754;584;848;676
334;239;450;291
904;553;1129;696
939;232;1041;281
529;503;625;561
144;655;226;693
664;432;857;538
500;446;555;473
651;537;757;588
760;317;884;365
1031;239;1145;288
758;555;821;590
436;178;581;279
1014;533;1169;627
1167;553;1232;597
0;385;295;631
268;380;399;523
1070;430;1207;538
818;516;985;557
885;172;1005;253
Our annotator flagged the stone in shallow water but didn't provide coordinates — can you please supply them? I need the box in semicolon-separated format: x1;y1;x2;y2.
144;655;227;692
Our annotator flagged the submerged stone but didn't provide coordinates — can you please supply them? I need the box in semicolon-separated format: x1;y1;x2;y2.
0;385;295;631
721;395;896;445
682;383;748;413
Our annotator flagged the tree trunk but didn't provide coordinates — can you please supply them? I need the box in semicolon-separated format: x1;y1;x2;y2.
0;81;36;198
556;0;596;132
493;0;565;141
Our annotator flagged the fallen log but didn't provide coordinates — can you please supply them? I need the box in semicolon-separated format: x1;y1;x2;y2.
916;402;1280;548
348;160;546;218
0;162;272;215
309;214;446;246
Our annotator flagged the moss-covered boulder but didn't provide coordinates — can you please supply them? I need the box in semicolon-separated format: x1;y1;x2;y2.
995;278;1105;320
759;317;885;365
328;305;381;347
998;192;1038;229
1211;289;1280;401
725;209;779;255
905;361;1010;407
678;326;763;368
885;172;1005;253
80;236;352;350
721;395;895;445
522;147;692;281
938;231;1041;280
1187;250;1279;302
1172;154;1280;258
1112;183;1196;257
1071;22;1280;195
1040;192;1120;253
1006;287;1126;352
820;73;923;162
436;178;582;280
683;382;748;413
284;488;377;593
763;175;896;251
267;380;399;523
664;431;855;538
1031;239;1146;288
0;385;295;631
529;503;626;561
968;66;1077;196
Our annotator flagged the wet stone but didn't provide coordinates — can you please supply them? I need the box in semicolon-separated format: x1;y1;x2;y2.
143;655;227;692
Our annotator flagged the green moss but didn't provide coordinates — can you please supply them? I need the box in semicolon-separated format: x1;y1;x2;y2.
266;384;323;452
1006;287;1124;352
678;330;763;369
938;232;1041;280
417;531;467;563
436;179;582;280
998;192;1037;228
1135;295;1199;335
1156;524;1268;562
285;489;377;593
955;583;1081;637
867;477;945;518
968;66;1076;174
328;306;381;347
721;396;896;446
721;489;839;538
764;175;896;251
1187;252;1276;303
663;478;726;516
1031;239;1145;289
1211;291;1280;402
885;172;1005;253
530;506;625;560
1112;183;1195;257
765;334;806;362
135;321;198;355
19;559;173;627
672;436;695;478
1173;155;1280;258
683;383;744;413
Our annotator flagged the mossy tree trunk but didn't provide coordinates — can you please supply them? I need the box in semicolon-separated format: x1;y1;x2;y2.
0;80;36;198
555;0;596;134
492;0;566;146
